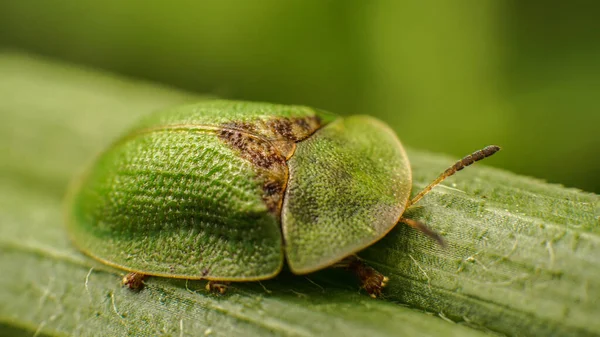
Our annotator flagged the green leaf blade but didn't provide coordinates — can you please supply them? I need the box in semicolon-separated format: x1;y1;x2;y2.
362;152;599;336
0;51;598;337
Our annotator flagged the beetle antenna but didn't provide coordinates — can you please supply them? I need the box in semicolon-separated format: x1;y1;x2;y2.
408;145;500;207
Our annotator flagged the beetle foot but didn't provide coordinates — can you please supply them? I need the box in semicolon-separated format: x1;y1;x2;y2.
206;281;230;295
122;272;147;290
340;256;388;298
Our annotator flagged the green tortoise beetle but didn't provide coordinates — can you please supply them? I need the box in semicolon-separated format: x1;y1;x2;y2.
66;100;500;298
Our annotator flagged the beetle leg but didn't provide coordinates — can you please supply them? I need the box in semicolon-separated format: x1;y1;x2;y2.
335;256;388;298
399;217;446;247
122;272;147;290
206;281;231;295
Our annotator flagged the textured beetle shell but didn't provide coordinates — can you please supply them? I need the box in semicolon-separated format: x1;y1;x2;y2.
67;100;411;281
283;116;411;273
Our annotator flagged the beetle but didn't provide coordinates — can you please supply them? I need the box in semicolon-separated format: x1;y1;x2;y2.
66;100;499;297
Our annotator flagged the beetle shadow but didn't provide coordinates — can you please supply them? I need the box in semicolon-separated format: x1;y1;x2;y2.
157;232;424;305
151;207;434;305
159;265;367;303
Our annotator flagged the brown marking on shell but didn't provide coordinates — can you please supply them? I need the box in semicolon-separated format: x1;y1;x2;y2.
271;140;296;160
266;116;322;142
218;127;287;214
267;118;297;141
263;115;322;159
221;115;322;158
218;128;286;170
218;115;322;216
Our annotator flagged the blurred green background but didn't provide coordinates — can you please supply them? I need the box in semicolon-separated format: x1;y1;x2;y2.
0;0;598;192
